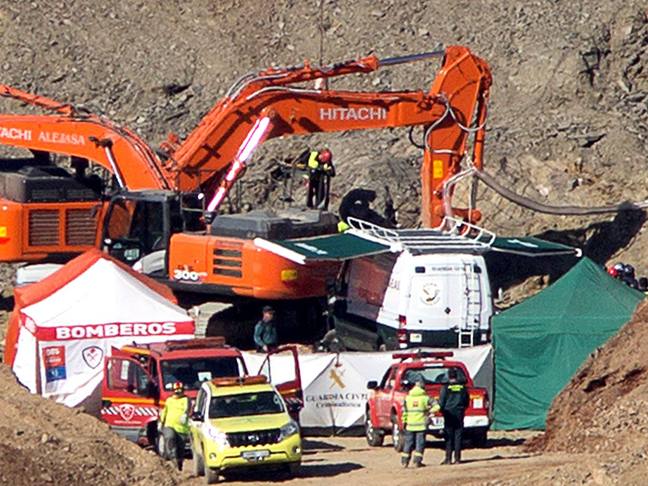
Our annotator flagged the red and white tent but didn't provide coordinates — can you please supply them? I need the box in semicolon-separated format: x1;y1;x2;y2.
5;249;194;407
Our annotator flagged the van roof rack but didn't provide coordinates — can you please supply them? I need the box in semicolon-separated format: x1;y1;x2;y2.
347;216;495;253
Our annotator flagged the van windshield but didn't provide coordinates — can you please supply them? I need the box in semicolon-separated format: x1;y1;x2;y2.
209;391;285;418
402;366;467;385
161;357;242;391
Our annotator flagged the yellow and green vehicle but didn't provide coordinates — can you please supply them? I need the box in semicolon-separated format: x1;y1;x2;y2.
189;375;302;483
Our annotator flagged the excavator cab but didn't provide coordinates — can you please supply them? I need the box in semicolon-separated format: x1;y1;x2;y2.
102;191;177;269
102;191;204;275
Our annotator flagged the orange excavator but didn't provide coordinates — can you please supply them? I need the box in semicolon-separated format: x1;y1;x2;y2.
0;45;491;313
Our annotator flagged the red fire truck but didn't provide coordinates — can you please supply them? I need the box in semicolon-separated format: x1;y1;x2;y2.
365;351;489;449
100;337;302;451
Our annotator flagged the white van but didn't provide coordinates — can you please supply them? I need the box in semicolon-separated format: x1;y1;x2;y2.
332;220;495;351
254;217;576;353
331;223;493;351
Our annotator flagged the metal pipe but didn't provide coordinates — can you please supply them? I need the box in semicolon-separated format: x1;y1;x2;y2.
379;49;445;67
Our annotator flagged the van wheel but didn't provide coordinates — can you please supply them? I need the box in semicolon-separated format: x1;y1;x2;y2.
205;466;220;484
391;414;404;452
365;412;384;447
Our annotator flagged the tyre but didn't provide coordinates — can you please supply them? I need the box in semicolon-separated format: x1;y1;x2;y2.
471;428;488;448
391;415;404;452
284;462;301;477
205;466;220;484
156;433;168;460
365;412;384;447
191;441;204;477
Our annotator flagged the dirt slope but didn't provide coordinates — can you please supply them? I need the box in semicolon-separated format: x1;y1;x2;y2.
534;300;648;456
0;364;179;485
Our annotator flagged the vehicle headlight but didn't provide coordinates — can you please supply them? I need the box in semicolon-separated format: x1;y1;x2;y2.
207;426;229;448
279;420;300;441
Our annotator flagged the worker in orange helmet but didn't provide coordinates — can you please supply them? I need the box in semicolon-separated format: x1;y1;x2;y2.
297;148;336;209
159;381;191;471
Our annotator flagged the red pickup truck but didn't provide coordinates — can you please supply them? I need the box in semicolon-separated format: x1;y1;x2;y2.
365;351;490;449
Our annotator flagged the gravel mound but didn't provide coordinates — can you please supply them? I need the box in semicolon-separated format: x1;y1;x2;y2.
0;364;179;485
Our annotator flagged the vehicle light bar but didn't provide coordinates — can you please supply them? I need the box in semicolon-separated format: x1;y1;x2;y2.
165;336;226;351
392;351;454;361
212;375;268;387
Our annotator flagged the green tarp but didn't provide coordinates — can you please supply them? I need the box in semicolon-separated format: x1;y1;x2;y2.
255;232;578;265
492;257;644;430
490;236;578;257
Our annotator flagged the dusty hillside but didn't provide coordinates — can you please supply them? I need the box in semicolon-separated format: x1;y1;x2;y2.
535;299;648;456
0;364;179;485
0;0;646;275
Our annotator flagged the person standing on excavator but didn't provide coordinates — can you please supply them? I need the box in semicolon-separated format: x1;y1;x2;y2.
159;381;191;471
296;148;335;209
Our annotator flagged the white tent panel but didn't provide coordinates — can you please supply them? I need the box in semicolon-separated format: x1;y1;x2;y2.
13;327;38;393
22;258;189;327
244;346;493;430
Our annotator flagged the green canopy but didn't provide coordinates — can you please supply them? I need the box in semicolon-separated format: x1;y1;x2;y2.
492;257;644;430
490;236;579;257
253;233;390;265
254;232;578;265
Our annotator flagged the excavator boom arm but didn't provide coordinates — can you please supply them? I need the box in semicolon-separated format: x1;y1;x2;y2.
167;46;491;226
0;85;169;190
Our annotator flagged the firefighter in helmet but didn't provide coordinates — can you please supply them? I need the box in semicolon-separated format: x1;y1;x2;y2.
296;148;335;209
159;381;191;470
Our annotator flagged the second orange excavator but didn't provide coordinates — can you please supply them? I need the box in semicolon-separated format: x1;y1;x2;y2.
0;45;491;328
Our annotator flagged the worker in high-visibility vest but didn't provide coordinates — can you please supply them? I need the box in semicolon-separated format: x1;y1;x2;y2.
296;148;335;209
400;378;433;468
159;381;191;471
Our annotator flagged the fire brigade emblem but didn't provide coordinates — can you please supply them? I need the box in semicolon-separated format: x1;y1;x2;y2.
420;283;440;305
118;404;136;422
82;345;104;369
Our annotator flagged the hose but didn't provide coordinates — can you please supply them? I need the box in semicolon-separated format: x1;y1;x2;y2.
473;169;648;215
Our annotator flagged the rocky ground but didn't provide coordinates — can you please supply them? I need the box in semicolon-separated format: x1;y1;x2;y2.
1;0;648;484
1;1;647;273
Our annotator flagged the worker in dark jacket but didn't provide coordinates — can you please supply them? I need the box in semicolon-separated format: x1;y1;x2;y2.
253;305;279;352
400;378;431;468
439;368;469;464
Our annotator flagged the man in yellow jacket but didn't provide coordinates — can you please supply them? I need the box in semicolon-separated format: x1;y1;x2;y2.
401;378;432;468
159;381;191;471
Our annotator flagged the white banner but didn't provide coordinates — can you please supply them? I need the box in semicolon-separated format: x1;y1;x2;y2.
243;345;493;430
